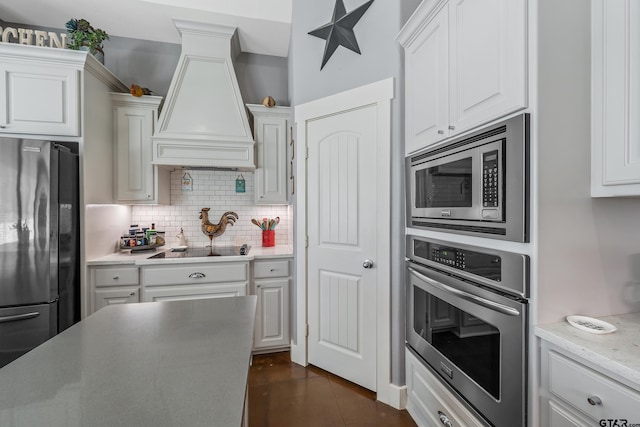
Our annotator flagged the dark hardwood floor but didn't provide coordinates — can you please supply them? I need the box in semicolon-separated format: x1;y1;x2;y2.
248;352;417;427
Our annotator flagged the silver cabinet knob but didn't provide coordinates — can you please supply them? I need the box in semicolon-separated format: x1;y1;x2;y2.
129;291;136;296
437;130;444;135
438;411;453;427
587;396;602;406
189;272;206;279
113;275;119;280
0;124;6;129
362;259;374;269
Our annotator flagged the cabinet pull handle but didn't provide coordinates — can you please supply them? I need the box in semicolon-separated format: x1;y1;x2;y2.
129;292;136;296
437;130;444;135
113;275;120;280
448;125;456;130
437;411;453;427
270;268;275;272
189;272;206;279
587;396;602;406
0;124;6;129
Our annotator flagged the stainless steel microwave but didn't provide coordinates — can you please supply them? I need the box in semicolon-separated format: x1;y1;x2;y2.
407;114;530;242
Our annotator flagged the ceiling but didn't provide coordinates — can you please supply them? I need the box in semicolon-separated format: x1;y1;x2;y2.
0;0;293;57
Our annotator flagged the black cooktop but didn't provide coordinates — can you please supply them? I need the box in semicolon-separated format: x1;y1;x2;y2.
148;245;250;259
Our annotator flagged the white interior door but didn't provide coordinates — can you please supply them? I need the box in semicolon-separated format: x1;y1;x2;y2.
307;104;378;391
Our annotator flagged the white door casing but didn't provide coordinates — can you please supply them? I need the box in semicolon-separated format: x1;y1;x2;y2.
294;78;393;404
307;105;378;391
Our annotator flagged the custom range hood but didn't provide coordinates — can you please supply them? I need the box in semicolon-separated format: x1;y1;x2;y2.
153;20;254;169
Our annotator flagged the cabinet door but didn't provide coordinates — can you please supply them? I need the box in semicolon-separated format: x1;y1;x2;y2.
142;282;247;302
404;5;450;154
113;95;169;204
448;0;527;134
0;63;80;136
548;400;590;427
255;116;289;204
94;287;139;312
592;0;640;196
254;278;289;350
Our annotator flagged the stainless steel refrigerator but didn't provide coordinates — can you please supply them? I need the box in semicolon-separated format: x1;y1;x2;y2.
0;138;80;368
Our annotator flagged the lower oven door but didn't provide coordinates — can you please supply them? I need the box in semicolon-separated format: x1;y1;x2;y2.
407;263;527;427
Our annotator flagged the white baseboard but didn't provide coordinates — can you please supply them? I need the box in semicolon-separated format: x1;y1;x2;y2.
387;384;408;410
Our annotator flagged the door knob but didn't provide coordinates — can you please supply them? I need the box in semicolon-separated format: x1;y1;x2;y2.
363;259;374;269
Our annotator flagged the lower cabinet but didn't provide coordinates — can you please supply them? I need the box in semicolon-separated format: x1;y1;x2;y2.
406;348;485;427
89;258;293;354
252;258;291;352
89;266;140;312
540;340;640;426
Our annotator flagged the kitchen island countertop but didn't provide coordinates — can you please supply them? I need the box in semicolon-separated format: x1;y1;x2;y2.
535;312;640;386
87;244;293;265
0;297;257;427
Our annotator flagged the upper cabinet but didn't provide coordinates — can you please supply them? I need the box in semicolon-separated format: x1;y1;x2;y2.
247;105;290;204
111;94;169;205
591;0;640;197
0;45;80;137
398;0;527;154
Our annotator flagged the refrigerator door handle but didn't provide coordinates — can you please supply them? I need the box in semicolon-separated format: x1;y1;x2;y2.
0;312;41;324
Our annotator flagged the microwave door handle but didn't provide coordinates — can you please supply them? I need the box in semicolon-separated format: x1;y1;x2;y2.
408;267;520;317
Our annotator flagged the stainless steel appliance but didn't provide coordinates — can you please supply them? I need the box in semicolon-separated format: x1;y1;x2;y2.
408;114;529;242
406;235;529;426
0;138;80;368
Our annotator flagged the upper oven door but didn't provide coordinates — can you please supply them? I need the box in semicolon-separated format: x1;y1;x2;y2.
410;139;504;222
406;263;527;427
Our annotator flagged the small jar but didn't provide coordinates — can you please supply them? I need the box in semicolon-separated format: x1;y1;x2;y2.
155;231;165;245
136;232;146;246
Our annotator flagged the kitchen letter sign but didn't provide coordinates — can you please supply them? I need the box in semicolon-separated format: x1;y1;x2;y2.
0;26;67;48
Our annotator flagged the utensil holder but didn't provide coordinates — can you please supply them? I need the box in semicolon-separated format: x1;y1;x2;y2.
262;230;275;247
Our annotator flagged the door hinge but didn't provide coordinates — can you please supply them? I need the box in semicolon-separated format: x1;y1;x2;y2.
305;235;309;248
305;146;309;159
305;324;309;338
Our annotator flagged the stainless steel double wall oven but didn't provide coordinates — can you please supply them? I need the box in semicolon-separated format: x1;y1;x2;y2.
405;114;531;426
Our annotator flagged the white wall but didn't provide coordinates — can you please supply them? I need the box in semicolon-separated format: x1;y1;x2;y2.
536;0;640;324
131;170;290;249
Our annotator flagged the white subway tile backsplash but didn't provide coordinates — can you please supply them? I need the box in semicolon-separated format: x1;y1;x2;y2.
131;170;290;248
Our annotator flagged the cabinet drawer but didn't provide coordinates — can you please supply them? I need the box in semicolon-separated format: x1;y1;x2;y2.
143;262;248;286
549;350;640;420
93;267;139;287
254;259;289;279
142;283;247;302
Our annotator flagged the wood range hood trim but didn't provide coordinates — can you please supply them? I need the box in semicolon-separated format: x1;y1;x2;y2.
153;19;255;170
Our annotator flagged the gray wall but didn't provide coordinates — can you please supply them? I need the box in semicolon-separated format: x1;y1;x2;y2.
290;0;420;385
3;21;289;103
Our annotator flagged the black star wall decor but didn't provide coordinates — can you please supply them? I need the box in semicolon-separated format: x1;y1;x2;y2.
308;0;375;70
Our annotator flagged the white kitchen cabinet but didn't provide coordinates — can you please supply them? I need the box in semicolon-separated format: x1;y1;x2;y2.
405;348;485;427
540;340;640;426
591;0;640;197
141;261;249;302
252;258;290;351
247;105;290;204
111;93;169;204
0;50;80;137
89;265;140;313
398;0;527;153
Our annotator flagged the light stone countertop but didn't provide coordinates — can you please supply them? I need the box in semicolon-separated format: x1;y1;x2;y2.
535;312;640;386
0;297;257;427
87;244;293;266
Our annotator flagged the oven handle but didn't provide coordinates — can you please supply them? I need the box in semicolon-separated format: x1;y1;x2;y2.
408;267;520;317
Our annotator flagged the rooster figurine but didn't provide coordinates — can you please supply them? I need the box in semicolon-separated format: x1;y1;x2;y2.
199;208;238;246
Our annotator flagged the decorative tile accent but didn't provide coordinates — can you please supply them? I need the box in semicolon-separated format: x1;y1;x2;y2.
131;170;290;248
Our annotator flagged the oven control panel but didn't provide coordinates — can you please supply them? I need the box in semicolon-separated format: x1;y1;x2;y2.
414;240;502;282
